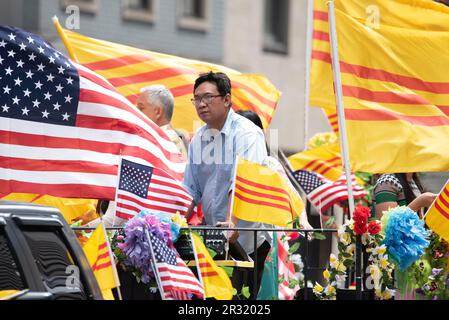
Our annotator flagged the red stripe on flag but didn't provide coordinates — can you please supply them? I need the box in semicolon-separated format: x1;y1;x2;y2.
313;50;449;95
108;67;197;87
345;109;449;126
313;30;330;42
82;54;157;71
0;180;115;199
236;176;291;198
92;261;112;271
314;10;329;21
234;191;292;213
435;201;449;220
0;156;116;175
201;271;219;277
235;182;290;204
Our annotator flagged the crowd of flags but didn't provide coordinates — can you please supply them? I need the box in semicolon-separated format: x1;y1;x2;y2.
2;0;449;300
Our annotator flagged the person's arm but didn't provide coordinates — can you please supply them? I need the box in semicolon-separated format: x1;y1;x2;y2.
375;201;398;219
185;200;197;221
408;192;437;212
216;192;239;243
182;142;202;223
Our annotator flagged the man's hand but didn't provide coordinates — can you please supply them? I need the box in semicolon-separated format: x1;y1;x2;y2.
215;221;239;243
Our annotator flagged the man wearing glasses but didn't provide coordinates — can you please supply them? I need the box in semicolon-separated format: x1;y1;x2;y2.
183;71;271;299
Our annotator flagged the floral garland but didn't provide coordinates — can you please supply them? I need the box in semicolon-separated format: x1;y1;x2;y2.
313;205;395;300
112;211;187;284
413;233;449;299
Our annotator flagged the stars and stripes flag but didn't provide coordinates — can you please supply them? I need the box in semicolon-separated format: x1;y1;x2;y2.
115;158;193;220
293;169;367;213
0;26;185;199
146;229;204;300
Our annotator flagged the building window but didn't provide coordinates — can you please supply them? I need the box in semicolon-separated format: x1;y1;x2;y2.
122;0;155;23
61;0;99;14
177;0;209;32
263;0;289;54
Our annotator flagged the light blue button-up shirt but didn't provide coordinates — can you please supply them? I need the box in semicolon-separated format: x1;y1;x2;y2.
183;109;268;254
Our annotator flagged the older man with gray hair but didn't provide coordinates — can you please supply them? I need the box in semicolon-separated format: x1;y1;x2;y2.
136;84;188;158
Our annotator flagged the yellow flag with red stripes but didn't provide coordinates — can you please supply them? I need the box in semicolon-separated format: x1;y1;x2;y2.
232;158;304;228
82;224;117;299
191;233;233;300
425;180;449;242
1;193;98;224
288;143;342;182
53;21;280;132
310;0;449;173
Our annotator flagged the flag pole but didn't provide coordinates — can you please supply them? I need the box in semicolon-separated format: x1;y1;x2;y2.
327;1;355;216
144;227;166;300
51;16;79;62
112;156;123;228
225;155;240;261
97;217;123;300
303;0;315;150
188;230;206;300
327;0;360;299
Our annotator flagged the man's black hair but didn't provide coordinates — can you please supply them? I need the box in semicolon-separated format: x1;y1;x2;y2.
193;71;232;97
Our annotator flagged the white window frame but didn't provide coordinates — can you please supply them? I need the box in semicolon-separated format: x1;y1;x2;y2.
122;0;156;24
177;0;209;32
61;0;99;14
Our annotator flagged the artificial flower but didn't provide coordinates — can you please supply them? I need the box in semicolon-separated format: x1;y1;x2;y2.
368;220;381;235
323;269;330;280
325;285;336;295
313;282;324;294
382;206;430;270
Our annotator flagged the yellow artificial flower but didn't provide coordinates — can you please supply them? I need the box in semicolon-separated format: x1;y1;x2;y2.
326;285;336;295
323;269;330;280
171;211;188;227
336;262;347;273
380;257;389;269
339;232;352;246
346;244;355;256
313;282;324;294
374;245;387;255
307;132;338;149
329;253;337;264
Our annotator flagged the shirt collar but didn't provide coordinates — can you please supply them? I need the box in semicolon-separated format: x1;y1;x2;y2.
201;108;234;141
218;108;234;136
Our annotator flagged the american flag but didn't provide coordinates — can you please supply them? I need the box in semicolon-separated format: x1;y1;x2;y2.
0;26;185;199
293;169;367;213
115;159;193;219
277;232;299;300
147;229;204;300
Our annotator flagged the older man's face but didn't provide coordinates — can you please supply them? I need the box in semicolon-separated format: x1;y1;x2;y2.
136;93;158;123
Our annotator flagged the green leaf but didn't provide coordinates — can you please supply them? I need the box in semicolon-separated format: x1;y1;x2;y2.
241;286;251;299
343;259;354;268
232;288;238;296
312;232;326;240
207;247;217;259
289;242;300;254
221;266;233;277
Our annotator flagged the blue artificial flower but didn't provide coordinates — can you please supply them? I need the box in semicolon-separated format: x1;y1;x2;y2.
382;206;430;271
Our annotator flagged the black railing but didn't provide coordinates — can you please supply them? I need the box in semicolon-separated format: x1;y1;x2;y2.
71;225;362;300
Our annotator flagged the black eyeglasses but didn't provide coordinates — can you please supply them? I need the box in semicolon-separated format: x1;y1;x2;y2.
190;94;223;106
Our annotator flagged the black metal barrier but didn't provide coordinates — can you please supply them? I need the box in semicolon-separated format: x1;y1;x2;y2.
72;226;368;300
